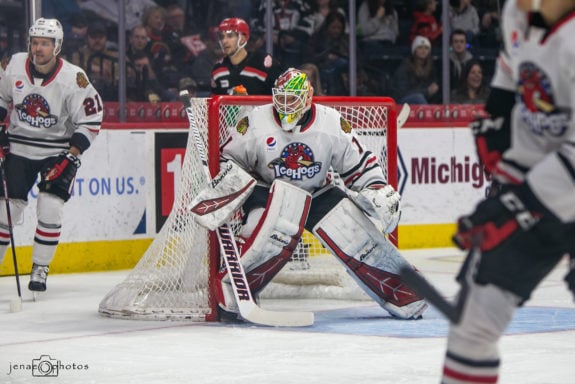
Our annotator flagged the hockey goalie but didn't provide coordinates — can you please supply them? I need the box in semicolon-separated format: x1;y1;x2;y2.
190;68;428;320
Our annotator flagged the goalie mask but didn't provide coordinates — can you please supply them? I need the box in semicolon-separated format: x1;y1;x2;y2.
272;68;313;132
29;18;64;57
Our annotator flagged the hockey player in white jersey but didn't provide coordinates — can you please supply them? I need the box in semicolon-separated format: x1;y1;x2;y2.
0;18;102;292
440;1;575;382
198;68;427;320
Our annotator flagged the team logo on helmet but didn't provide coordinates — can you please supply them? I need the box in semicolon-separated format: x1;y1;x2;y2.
517;62;568;137
15;93;58;128
268;142;322;180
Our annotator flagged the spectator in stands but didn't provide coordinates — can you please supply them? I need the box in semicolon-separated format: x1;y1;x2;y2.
357;0;400;60
304;0;348;35
142;5;190;94
306;11;349;95
126;25;151;62
476;0;502;48
391;35;440;104
179;76;198;98
65;21;122;101
211;18;283;96
451;59;489;104
60;12;89;58
299;62;325;96
129;51;165;102
187;27;222;96
251;0;313;68
79;0;157;31
448;0;480;43
449;28;474;91
409;0;442;45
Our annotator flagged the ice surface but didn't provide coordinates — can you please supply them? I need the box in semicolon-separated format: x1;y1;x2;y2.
0;248;573;383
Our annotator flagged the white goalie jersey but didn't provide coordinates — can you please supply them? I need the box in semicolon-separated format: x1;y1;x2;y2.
0;52;102;159
492;2;575;223
221;103;387;193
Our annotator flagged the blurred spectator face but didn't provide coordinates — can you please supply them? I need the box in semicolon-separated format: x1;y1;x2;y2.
327;18;345;39
70;25;88;40
134;56;156;78
87;33;107;52
451;33;467;54
145;9;166;33
129;26;149;51
167;7;185;32
414;44;431;59
467;64;483;90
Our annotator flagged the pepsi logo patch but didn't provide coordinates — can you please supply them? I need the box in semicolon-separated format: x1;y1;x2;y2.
266;136;276;151
15;80;24;90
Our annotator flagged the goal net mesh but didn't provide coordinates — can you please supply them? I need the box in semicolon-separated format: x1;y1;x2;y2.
99;96;397;321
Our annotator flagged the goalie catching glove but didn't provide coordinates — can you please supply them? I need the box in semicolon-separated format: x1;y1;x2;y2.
38;151;81;202
452;182;557;252
352;184;401;234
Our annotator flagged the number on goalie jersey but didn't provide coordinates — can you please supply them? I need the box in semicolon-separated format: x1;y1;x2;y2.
441;2;575;383
218;68;427;320
0;18;102;293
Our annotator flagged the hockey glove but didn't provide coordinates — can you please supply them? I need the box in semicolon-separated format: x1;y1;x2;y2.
452;183;550;252
38;151;81;202
0;125;9;160
354;184;401;233
470;87;514;174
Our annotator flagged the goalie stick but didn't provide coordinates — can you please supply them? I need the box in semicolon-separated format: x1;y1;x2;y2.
396;103;410;130
399;247;480;324
179;91;314;327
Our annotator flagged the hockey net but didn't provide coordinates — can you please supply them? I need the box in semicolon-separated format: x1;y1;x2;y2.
99;96;398;321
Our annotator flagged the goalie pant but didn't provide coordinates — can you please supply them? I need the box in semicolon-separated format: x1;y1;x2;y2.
217;183;427;320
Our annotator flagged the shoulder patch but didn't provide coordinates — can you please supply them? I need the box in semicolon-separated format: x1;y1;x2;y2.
264;54;272;68
76;72;89;88
1;55;11;71
236;116;249;135
340;117;352;134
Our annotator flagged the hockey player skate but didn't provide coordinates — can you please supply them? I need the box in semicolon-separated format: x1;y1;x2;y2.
29;263;49;292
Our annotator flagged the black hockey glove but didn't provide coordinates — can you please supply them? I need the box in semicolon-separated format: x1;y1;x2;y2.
452;183;550;252
0;125;9;160
38;151;81;202
470;88;514;174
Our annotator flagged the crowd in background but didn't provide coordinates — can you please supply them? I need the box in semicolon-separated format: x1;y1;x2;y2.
0;0;502;105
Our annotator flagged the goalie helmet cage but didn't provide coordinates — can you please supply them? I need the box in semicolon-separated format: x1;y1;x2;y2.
98;95;398;321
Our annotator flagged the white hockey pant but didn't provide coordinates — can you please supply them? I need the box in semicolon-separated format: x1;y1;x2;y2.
442;282;520;384
0;198;26;265
218;180;311;312
312;198;427;319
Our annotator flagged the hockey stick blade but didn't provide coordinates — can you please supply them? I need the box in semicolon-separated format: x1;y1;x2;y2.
396;103;411;129
399;266;463;324
181;90;313;327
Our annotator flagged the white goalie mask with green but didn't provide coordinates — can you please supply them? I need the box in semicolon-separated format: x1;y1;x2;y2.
272;68;314;131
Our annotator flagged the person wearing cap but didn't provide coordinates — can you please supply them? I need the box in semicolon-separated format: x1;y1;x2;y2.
179;77;198;97
390;35;440;104
211;18;283;96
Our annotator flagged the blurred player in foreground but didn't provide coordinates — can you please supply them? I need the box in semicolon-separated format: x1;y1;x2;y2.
441;0;575;382
211;17;283;96
193;68;427;320
0;18;102;292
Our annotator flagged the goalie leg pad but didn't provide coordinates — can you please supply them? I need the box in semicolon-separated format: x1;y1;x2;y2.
188;160;256;230
312;198;427;319
217;180;311;312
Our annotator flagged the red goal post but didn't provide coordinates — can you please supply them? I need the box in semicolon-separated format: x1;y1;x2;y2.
98;95;399;322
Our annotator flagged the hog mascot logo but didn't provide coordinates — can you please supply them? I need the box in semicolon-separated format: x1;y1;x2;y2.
15;93;58;128
268;142;322;180
517;62;568;137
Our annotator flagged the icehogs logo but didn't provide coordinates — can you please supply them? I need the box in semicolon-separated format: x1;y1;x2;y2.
15;93;58;128
268;142;322;180
517;62;567;137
